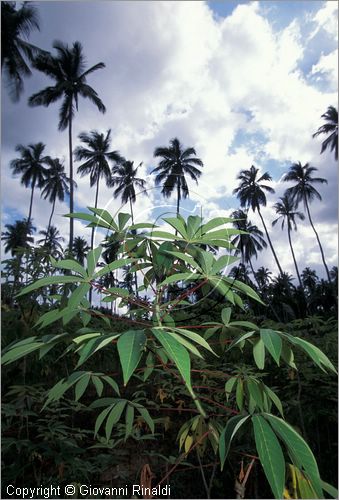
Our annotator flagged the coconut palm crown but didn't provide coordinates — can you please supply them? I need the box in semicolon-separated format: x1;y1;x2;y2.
151;138;203;215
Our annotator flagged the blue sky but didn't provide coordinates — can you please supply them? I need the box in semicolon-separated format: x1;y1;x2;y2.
2;1;338;280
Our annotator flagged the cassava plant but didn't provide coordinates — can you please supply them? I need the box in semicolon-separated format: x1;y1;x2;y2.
2;208;337;499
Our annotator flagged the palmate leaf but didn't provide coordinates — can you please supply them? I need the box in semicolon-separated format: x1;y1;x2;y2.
105;400;127;440
157;273;200;287
75;333;121;367
117;330;147;385
164;331;203;359
283;333;337;373
163;216;188;238
94;257;135;279
264;413;323;498
253;338;265;369
252;415;285;499
2;341;42;365
200;216;233;234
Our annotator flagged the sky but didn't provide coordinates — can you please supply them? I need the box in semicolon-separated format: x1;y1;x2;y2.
1;0;338;283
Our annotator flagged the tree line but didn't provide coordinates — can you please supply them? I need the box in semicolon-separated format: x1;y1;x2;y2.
2;1;338;306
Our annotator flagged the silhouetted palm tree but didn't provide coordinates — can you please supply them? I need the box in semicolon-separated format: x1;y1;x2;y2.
110;160;146;223
37;225;65;258
1;1;47;100
283;162;330;281
72;236;90;266
2;218;35;256
41;157;72;236
28;40;106;248
10;142;50;225
75;129;123;249
231;209;267;276
233;165;283;275
272;194;305;288
152;138;203;215
255;266;272;290
313;106;338;160
301;267;318;292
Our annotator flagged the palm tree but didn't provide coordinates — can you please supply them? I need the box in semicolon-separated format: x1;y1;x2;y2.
313;106;338;160
28;40;106;249
1;1;47;101
37;225;65;258
72;236;90;266
301;267;318;292
233;165;283;275
272;194;305;288
2;218;35;256
255;266;272;290
283;162;330;281
75;129;123;250
152;138;203;216
10;142;50;224
2;218;35;290
110;160;146;223
230;209;267;276
41;158;72;236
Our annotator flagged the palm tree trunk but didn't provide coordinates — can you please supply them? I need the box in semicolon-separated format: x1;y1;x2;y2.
176;180;181;216
304;198;331;282
45;197;56;246
91;177;100;250
68;113;74;250
257;207;283;275
287;226;303;288
28;180;35;225
129;197;139;298
89;178;100;306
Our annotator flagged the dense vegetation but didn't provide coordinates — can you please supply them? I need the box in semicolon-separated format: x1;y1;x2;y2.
1;3;338;499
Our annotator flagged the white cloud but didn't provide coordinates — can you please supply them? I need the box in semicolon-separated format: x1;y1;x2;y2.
2;1;337;280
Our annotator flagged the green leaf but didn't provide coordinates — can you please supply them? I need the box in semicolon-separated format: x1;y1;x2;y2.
321;480;338;499
212;255;239;275
219;415;249;470
158;273;200;287
76;334;120;367
125;404;135;440
51;258;87;277
16;276;80;297
201;217;233;234
164;251;202;271
143;352;154;382
152;328;192;391
89;207;116;227
260;329;282;365
280;344;297;369
163;216;187;238
225;376;237;401
94;405;113;437
228;331;255;350
253;338;265;369
35;308;66;328
264;414;323;498
117;330;146;385
86;246;102;277
68;283;91;309
170;327;217;356
2;342;42;365
221;307;231;325
263;386;284;417
165;332;203;359
92;376;104;397
236;379;244;411
252;415;285;499
246;379;264;411
284;334;337;373
94;258;135;279
134;404;155;434
105;400;127;440
101;376;120;396
75;373;91;401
